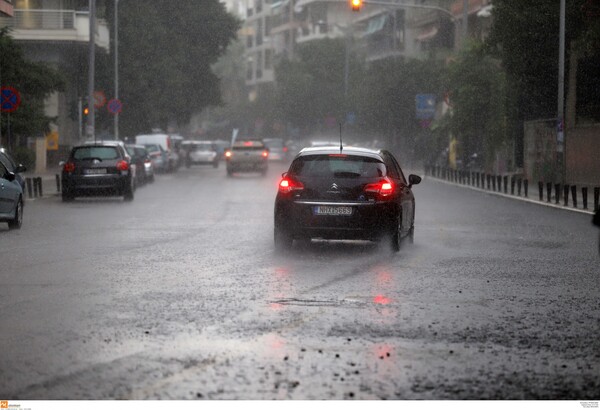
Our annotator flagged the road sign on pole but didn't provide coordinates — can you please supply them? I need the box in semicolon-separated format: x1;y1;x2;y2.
416;94;436;120
93;90;107;108
107;98;122;115
1;87;21;113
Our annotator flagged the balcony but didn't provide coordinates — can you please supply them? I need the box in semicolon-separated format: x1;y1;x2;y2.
0;9;109;50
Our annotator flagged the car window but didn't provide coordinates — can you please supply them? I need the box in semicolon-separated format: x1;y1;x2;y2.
72;146;120;160
0;151;16;172
0;160;8;178
290;155;386;178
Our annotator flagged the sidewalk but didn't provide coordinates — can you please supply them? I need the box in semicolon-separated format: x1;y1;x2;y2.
425;169;597;216
22;166;61;200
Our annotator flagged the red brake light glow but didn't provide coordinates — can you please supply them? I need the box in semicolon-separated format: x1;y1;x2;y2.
116;160;129;171
63;162;75;173
364;178;394;198
262;150;269;158
278;177;304;194
225;151;232;158
244;141;253;146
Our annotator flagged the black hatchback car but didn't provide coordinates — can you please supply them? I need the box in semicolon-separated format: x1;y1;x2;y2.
274;146;421;251
61;141;136;201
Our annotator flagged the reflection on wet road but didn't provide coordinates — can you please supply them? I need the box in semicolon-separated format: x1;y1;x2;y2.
0;162;598;399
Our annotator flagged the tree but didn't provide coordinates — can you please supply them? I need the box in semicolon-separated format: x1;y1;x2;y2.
0;28;65;149
443;42;508;169
104;0;240;136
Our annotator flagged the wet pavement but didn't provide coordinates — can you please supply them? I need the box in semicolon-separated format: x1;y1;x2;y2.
1;162;599;399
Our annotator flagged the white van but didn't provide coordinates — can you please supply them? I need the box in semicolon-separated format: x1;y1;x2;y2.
135;133;180;172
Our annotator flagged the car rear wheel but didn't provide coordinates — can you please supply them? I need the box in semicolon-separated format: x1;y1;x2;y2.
62;190;74;202
124;183;134;201
274;226;293;251
8;198;23;230
389;215;401;252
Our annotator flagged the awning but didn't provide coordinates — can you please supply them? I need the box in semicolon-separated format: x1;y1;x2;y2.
417;26;438;42
362;14;388;37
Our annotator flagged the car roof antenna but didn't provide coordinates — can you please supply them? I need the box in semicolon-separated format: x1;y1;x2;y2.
339;122;343;154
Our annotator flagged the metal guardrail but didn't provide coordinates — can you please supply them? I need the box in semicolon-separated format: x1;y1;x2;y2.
0;9;79;30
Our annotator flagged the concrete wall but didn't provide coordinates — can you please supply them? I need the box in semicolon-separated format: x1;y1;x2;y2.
566;125;600;187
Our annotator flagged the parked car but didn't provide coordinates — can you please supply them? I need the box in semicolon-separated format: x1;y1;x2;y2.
0;158;24;230
126;144;154;185
225;139;269;177
143;143;167;173
0;147;27;193
274;146;421;251
61;140;136;202
182;140;219;168
135;133;179;172
263;138;289;161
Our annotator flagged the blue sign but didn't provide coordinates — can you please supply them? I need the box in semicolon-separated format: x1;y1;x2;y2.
416;94;436;120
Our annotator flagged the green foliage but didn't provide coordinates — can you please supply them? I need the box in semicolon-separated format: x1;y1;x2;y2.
12;146;36;170
0;28;65;147
444;42;507;166
108;0;240;136
274;38;358;132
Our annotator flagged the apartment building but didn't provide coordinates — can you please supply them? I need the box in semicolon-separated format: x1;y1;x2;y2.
0;0;109;148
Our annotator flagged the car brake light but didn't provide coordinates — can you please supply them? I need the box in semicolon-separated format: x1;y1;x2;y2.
279;177;304;194
63;162;75;173
283;147;288;152
116;160;129;171
262;150;269;158
225;151;232;158
364;178;394;198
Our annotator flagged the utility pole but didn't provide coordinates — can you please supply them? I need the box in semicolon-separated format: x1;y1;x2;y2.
557;0;566;183
114;0;120;140
87;0;96;142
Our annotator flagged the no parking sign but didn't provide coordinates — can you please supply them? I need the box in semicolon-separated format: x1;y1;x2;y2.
1;86;21;113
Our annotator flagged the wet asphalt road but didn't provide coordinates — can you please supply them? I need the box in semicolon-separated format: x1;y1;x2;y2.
1;162;599;400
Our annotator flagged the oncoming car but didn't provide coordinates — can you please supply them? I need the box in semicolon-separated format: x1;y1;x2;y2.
274;146;421;251
61;141;136;202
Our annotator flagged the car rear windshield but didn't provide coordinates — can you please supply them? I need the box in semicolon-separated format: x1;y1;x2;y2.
73;146;119;160
144;144;161;152
264;139;284;149
290;155;386;178
193;143;214;151
232;146;265;151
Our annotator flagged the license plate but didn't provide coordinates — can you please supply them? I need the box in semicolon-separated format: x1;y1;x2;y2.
313;205;353;216
84;168;107;175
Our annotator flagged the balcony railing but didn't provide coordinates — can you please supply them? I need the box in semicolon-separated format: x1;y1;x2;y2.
0;9;77;30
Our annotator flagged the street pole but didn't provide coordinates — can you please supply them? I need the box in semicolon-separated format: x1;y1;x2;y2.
87;0;96;142
114;0;119;140
558;0;566;183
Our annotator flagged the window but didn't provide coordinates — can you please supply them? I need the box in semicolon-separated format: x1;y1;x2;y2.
290;155;386;179
72;147;119;161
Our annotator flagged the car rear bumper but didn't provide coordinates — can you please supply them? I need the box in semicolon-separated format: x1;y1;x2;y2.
227;160;268;172
62;174;131;194
274;199;397;240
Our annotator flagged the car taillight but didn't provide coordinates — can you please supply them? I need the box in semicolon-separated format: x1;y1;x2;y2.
262;150;269;158
63;162;75;173
283;147;288;153
364;177;394;198
279;177;304;194
116;160;129;171
225;151;232;159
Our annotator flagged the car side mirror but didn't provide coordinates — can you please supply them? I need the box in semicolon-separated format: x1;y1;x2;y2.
408;174;422;187
59;161;66;167
4;171;16;182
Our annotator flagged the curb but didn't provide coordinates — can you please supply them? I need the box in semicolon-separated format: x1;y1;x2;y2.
426;176;595;216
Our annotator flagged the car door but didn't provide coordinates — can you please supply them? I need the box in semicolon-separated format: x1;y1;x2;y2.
383;152;413;234
0;161;19;217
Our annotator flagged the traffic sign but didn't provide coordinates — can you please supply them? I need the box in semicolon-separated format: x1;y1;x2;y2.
93;90;107;108
416;94;436;120
107;98;122;114
1;86;21;113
